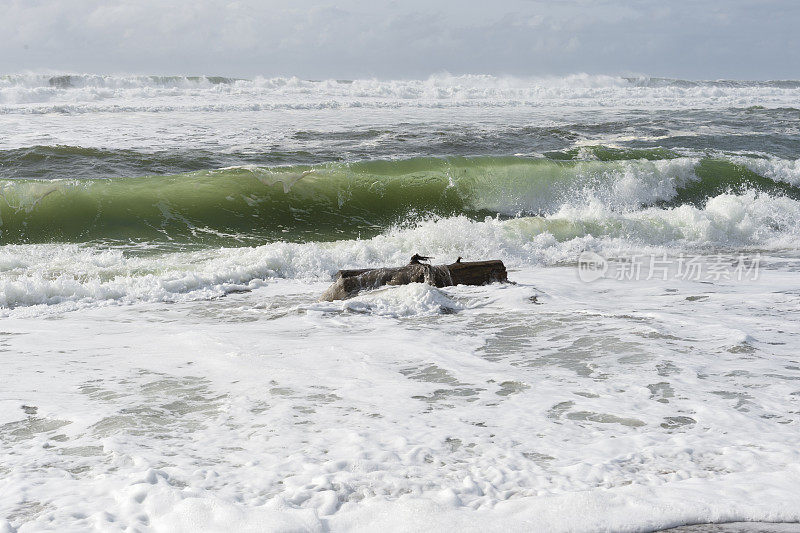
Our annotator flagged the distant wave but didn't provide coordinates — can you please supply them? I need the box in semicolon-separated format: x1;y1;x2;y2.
3;73;799;90
1;73;799;112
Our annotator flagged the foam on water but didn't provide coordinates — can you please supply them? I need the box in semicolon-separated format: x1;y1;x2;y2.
310;283;465;318
2;265;799;531
3;72;800;531
734;156;800;186
2;190;799;314
2;74;800;113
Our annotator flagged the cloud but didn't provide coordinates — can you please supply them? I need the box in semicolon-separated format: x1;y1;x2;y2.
0;0;797;79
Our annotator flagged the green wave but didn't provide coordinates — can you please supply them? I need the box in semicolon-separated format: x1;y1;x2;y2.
668;159;799;206
544;145;679;161
0;159;477;244
1;155;798;245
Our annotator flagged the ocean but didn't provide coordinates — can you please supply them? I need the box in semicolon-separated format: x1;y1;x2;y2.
1;73;799;532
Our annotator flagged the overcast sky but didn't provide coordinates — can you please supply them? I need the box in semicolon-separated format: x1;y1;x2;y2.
1;0;798;79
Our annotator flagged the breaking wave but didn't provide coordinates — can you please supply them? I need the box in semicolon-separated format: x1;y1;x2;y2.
2;153;799;244
2;188;799;311
2;74;799;112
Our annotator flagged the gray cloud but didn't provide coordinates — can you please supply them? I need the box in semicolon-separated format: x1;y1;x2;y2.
1;0;797;79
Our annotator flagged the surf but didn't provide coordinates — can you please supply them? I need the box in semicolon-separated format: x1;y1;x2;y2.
2;153;800;245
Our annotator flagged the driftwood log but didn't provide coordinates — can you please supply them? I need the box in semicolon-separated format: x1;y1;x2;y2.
320;257;508;301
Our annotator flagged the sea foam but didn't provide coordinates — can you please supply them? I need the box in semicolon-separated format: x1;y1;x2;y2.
2;189;798;313
2;74;799;112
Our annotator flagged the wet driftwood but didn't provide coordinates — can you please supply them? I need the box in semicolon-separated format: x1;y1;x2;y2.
319;257;508;301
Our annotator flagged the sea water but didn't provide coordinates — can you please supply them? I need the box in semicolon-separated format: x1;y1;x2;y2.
1;74;800;532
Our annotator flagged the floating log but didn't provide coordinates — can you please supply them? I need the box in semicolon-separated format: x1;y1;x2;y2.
319;256;508;301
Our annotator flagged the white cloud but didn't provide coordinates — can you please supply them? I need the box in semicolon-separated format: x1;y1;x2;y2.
0;0;796;78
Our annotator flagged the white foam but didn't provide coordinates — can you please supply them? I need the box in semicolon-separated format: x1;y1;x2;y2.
3;71;800;532
1;74;799;113
310;283;464;318
2;265;799;531
2;190;799;314
469;157;701;214
734;155;800;186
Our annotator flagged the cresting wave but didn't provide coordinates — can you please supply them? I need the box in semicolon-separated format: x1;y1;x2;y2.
2;73;800;112
3;74;798;90
2;189;799;312
2;153;799;245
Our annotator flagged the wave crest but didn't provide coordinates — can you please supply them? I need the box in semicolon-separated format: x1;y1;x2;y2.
1;154;799;244
2;74;799;112
2;189;798;312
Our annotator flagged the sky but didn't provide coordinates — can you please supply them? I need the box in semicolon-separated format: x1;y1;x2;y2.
1;0;798;79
